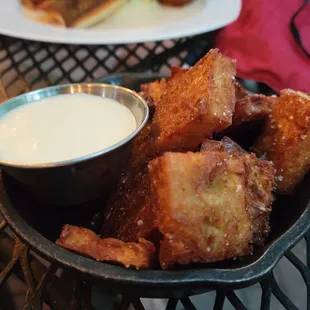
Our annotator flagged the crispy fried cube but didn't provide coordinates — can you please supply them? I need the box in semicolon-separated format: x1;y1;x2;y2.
244;153;275;245
56;225;156;269
132;68;189;169
102;165;158;243
229;80;278;127
152;49;236;153
104;138;274;268
254;89;310;194
149;151;253;269
169;66;188;79
139;67;187;114
201;137;275;245
232;94;278;127
140;79;167;112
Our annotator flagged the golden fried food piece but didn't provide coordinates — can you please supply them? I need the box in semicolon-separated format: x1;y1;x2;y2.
254;89;310;194
244;153;275;245
134;55;236;169
57;225;156;269
128;123;154;171
152;49;236;153
201;137;275;245
131;67;190;170
232;94;278;127
139;67;187;113
140;79;167;112
104;138;274;268
149;151;253;269
169;66;188;79
102;165;158;243
229;80;278;127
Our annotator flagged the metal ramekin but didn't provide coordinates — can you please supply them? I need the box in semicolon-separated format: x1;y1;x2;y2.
0;83;149;205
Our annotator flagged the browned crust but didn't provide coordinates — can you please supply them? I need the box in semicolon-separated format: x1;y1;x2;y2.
201;137;275;245
127;123;155;172
140;79;167;113
152;49;236;154
103;140;274;269
232;94;278;127
56;225;156;269
102;165;158;243
139;67;188;116
148;151;254;269
254;89;310;194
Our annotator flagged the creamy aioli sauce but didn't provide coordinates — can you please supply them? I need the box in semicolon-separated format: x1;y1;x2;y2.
0;94;137;164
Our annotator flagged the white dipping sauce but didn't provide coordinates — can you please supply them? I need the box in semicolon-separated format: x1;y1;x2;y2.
0;93;137;164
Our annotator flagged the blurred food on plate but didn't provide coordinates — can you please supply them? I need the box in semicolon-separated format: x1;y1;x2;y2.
20;0;194;28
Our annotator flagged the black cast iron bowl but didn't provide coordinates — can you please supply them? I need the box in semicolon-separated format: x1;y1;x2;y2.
1;73;310;299
0;83;149;205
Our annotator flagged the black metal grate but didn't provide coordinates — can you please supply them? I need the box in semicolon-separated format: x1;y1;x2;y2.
0;33;309;310
0;33;213;98
0;220;309;310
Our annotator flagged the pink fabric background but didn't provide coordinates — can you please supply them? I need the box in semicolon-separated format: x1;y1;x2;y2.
215;0;310;93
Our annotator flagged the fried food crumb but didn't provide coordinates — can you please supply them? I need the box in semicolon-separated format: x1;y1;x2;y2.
56;225;156;269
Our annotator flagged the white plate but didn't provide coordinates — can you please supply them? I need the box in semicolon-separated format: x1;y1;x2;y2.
0;0;241;45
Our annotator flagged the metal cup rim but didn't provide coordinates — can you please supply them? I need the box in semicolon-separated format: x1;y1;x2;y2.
0;83;149;169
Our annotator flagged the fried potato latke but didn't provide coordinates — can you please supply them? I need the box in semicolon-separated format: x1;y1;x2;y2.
57;225;156;269
152;49;236;153
254;89;310;195
148;144;275;268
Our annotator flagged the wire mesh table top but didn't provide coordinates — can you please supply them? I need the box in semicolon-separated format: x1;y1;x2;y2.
0;33;213;97
0;33;309;310
1;219;309;310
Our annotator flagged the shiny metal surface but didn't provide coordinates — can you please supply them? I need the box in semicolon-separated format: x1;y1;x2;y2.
0;83;149;205
0;83;149;168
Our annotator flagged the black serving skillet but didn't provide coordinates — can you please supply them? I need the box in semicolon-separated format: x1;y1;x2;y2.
0;73;310;299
